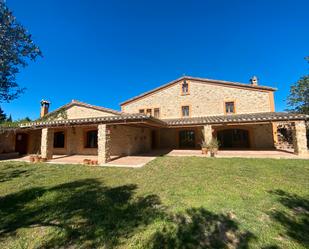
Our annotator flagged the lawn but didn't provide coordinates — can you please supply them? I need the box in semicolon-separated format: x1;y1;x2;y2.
0;157;308;249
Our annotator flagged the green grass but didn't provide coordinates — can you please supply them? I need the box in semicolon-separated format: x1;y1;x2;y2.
0;157;308;249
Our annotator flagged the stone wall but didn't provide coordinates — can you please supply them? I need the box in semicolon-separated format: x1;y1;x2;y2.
122;79;273;118
0;131;15;153
65;105;117;119
110;125;151;156
293;121;308;155
251;123;274;148
159;124;274;149
28;130;41;154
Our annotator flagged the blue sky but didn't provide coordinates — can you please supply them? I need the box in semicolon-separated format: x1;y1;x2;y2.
2;0;309;120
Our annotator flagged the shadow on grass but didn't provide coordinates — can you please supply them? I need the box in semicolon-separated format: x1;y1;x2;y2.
147;207;255;249
269;189;309;247
0;166;33;183
0;176;255;248
0;179;163;248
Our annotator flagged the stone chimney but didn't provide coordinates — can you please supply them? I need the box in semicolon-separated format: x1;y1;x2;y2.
40;100;50;118
250;76;258;86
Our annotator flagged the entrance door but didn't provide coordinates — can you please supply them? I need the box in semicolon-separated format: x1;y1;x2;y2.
15;133;28;155
217;129;249;149
179;130;195;148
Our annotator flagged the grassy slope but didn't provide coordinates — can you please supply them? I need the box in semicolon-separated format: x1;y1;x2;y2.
0;157;308;249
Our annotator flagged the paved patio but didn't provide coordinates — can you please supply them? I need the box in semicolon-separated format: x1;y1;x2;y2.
2;149;308;168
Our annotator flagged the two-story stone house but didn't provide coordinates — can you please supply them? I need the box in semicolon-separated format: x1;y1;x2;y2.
0;76;308;164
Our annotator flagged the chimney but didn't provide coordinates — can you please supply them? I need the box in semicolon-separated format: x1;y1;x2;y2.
40;99;50;118
250;76;258;86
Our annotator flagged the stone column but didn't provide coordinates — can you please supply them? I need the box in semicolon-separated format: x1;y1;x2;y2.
292;121;308;156
66;127;76;155
98;124;111;165
203;125;213;143
41;128;53;159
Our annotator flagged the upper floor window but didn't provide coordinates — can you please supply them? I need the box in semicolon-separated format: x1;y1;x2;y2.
139;109;145;114
146;109;152;116
54;131;65;148
154;108;160;118
225;101;235;114
181;80;189;95
85;130;98;148
182;106;190;117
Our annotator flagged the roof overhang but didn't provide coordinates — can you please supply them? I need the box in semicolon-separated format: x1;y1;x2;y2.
164;112;308;127
1;112;307;131
18;114;167;129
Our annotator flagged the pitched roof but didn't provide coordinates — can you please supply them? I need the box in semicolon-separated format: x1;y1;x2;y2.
164;112;308;126
120;76;277;106
43;99;122;118
20;113;166;128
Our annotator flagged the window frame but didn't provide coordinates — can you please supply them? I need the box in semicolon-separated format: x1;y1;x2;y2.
53;131;65;148
85;129;98;148
180;80;190;95
146;108;152;116
153;108;160;118
139;109;145;114
181;105;190;117
224;101;236;114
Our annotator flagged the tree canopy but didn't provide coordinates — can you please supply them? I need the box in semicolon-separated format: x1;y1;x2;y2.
287;57;309;114
0;1;42;103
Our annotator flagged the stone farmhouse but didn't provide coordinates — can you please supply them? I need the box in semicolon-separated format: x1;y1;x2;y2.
0;76;308;164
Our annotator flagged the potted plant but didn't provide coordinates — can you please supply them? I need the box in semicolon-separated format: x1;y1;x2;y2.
29;155;35;163
208;138;220;157
201;141;209;155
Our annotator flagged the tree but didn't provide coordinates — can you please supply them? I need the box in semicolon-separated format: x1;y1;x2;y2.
0;106;6;123
287;57;309;114
0;1;42;103
6;113;12;122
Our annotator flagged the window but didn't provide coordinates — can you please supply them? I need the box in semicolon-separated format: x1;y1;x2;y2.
85;130;98;148
182;106;190;117
225;101;235;114
146;109;152;116
181;80;189;94
139;109;145;114
53;131;65;148
154;108;160;118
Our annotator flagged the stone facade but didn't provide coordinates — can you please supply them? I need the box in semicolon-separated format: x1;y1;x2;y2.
122;79;273;118
0;131;15;153
159;123;275;149
98;124;111;164
41;128;53;159
65;105;117;119
293;121;307;155
109;125;151;156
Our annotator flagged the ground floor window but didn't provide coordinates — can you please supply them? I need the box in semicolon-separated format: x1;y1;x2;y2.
179;130;195;148
53;131;65;148
217;129;249;148
85;130;98;148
